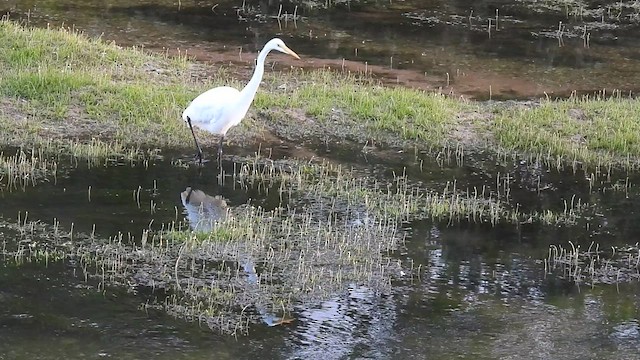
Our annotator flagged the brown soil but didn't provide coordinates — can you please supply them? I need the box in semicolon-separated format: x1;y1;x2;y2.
161;46;545;100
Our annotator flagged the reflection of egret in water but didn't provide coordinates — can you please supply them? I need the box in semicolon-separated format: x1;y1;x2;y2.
180;187;229;232
179;187;294;327
242;260;295;327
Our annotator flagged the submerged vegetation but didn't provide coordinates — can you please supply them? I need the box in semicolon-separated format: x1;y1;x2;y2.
547;241;640;286
234;154;587;227
0;148;57;191
0;149;599;334
2;156;407;335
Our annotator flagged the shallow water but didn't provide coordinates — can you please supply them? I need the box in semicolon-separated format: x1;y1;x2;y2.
2;0;640;99
1;145;640;359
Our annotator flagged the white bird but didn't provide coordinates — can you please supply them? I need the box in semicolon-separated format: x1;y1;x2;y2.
182;38;301;164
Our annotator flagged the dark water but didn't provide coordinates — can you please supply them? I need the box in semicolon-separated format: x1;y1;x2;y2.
2;0;640;99
1;144;640;359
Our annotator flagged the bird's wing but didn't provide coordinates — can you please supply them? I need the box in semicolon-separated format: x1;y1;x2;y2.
182;86;241;134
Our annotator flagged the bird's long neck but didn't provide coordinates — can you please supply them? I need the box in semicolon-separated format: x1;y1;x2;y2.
236;47;270;114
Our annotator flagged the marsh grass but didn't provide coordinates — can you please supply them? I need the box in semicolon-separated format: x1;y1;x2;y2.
0;17;635;337
0;139;153;193
546;241;640;286
0;152;594;335
235;153;586;226
2;196;402;335
0;148;57;191
1;215;72;266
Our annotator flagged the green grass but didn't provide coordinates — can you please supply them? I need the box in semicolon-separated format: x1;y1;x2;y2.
165;212;258;244
0;20;201;154
494;94;640;169
254;69;462;145
0;19;463;160
1;19;640;170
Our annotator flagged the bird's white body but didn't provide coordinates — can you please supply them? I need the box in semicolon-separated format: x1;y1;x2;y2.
183;86;242;135
182;38;300;164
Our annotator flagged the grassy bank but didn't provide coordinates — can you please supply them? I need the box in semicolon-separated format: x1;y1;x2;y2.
0;19;462;159
1;20;639;170
493;94;640;170
0;20;196;153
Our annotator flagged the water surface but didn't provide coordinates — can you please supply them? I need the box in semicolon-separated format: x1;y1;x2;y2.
1;146;640;359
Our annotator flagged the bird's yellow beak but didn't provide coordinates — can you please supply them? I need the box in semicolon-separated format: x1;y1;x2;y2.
281;45;301;60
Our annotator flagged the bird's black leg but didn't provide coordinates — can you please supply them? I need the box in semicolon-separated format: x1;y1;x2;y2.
186;116;204;165
185;187;194;203
217;135;224;165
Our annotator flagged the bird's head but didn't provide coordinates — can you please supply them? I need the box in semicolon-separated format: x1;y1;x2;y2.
266;38;301;60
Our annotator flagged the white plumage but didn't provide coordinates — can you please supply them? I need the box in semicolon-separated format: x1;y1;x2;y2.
182;38;300;164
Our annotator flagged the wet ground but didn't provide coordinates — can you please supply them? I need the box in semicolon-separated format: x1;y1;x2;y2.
1;0;640;358
2;0;640;99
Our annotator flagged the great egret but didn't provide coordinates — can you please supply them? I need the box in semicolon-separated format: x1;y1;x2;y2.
182;38;301;164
